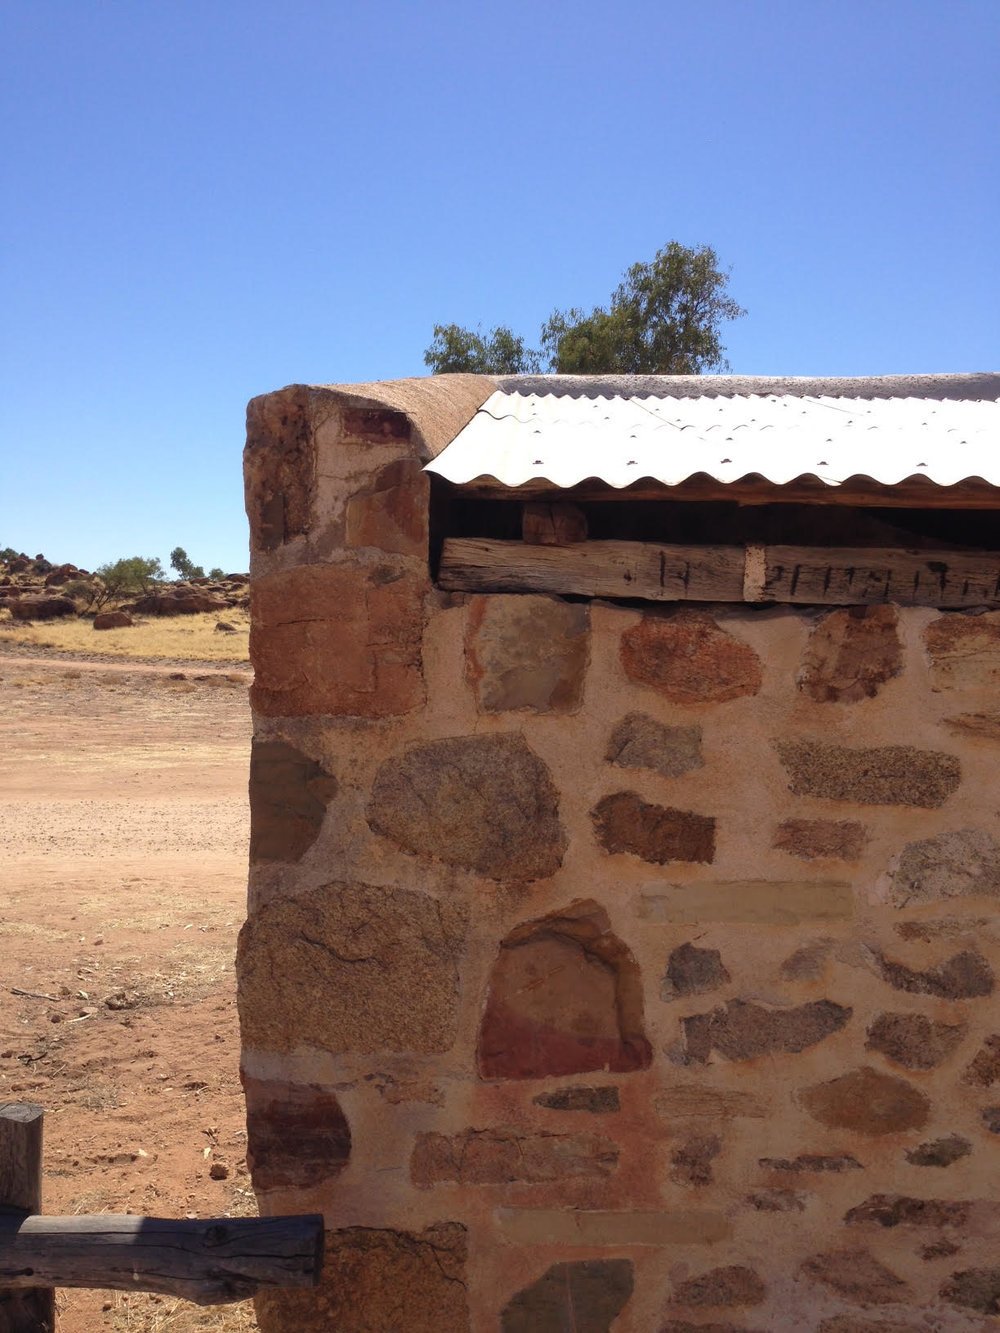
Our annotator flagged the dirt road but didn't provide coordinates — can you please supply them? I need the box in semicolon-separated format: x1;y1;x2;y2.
0;655;256;1331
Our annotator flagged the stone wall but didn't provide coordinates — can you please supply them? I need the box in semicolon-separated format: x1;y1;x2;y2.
240;378;1000;1331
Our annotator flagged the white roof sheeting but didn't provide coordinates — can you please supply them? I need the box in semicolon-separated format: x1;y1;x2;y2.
426;379;1000;492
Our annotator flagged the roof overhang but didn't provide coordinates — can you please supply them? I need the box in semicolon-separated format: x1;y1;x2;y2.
426;373;1000;507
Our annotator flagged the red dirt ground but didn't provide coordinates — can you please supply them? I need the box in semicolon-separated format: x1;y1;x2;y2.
0;652;255;1331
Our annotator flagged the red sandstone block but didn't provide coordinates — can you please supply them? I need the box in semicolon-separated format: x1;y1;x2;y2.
250;562;425;718
345;458;428;557
342;406;411;442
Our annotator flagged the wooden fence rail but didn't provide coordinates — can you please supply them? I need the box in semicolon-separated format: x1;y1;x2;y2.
0;1104;323;1332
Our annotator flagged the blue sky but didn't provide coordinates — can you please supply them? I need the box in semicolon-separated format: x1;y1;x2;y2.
3;0;998;574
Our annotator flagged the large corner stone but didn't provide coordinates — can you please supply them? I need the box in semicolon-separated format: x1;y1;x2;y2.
886;829;1000;907
368;733;566;881
243;1076;350;1191
501;1259;633;1333
798;606;903;703
606;713;703;778
776;740;961;808
256;1223;468;1333
620;610;762;704
245;386;315;552
250;563;425;718
249;738;337;863
237;882;466;1054
592;792;715;864
345;457;428;556
465;594;589;713
925;612;1000;690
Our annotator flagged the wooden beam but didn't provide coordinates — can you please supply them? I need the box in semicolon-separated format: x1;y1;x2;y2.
0;1104;53;1333
452;475;1000;510
764;545;1000;606
439;538;1000;607
0;1214;324;1307
440;538;745;601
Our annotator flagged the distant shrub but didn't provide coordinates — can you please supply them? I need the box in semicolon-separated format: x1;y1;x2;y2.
0;547;18;563
94;556;165;607
170;546;205;580
208;567;225;580
62;578;100;610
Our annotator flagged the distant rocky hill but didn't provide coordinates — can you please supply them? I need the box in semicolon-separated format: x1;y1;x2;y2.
0;552;249;624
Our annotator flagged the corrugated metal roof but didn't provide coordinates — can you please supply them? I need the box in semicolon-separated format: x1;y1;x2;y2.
426;374;1000;491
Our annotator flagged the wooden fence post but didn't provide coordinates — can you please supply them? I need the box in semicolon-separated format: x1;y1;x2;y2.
0;1103;54;1333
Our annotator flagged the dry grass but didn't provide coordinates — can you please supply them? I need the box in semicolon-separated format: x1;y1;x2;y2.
101;1294;258;1333
0;610;250;662
51;1173;261;1331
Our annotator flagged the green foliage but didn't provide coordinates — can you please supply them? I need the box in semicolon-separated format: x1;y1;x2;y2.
0;547;18;563
208;567;225;580
169;546;205;580
424;324;542;375
425;242;744;376
62;577;100;610
94;556;165;607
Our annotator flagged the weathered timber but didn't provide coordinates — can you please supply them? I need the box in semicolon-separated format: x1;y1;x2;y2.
0;1104;52;1333
0;1214;324;1307
764;545;1000;605
522;501;588;545
454;475;1000;509
439;538;1000;607
439;538;745;600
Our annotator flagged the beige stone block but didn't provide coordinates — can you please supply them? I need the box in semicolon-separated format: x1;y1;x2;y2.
368;732;566;881
496;1207;732;1246
776;739;961;808
925;612;1000;690
255;1223;468;1332
238;881;466;1055
465;594;590;714
639;880;853;925
797;605;903;703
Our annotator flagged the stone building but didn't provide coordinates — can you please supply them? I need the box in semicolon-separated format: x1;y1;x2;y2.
239;372;1000;1330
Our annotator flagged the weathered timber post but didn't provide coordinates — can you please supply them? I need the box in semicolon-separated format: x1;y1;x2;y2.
0;1104;54;1333
0;1105;323;1317
0;1216;325;1305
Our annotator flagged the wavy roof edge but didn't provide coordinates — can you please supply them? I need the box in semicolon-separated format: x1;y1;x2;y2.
493;371;1000;401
